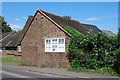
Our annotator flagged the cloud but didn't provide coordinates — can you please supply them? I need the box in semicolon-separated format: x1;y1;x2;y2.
86;17;99;21
15;18;19;21
10;24;22;31
23;16;27;20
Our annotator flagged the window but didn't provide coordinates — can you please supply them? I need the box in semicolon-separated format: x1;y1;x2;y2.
45;38;65;52
52;38;57;51
45;39;51;52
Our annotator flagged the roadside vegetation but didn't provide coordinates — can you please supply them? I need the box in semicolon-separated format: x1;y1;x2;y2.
0;16;21;65
62;25;120;76
0;57;21;65
0;51;21;65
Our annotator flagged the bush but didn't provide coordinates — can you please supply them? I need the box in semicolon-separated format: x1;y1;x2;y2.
68;33;119;75
113;49;120;75
62;25;119;75
68;35;87;68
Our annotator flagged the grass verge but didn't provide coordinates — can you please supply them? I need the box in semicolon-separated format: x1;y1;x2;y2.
0;57;21;65
68;67;117;76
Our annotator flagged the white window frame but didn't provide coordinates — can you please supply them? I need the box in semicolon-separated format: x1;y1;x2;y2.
45;38;65;52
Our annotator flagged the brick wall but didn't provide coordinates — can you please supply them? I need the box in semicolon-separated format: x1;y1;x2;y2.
21;11;71;68
2;50;21;59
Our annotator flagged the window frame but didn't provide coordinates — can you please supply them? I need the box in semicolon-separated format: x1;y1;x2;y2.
45;38;65;52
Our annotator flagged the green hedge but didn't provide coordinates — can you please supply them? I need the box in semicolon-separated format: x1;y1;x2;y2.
62;26;120;75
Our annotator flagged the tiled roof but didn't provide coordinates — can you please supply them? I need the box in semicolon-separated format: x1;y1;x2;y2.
41;10;92;35
1;32;11;38
0;31;19;47
19;10;101;44
102;30;116;36
18;16;33;44
82;23;102;34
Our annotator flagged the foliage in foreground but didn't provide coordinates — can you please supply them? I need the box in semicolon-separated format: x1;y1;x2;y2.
62;26;120;75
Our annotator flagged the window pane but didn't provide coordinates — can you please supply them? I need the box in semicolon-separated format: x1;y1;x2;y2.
45;39;51;52
62;39;64;43
46;39;51;44
46;40;48;44
52;45;57;51
55;39;57;41
52;45;57;48
59;39;64;44
52;39;54;42
48;40;51;44
51;38;58;51
52;39;57;42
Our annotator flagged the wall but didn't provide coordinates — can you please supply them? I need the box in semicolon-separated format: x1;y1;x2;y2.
2;50;21;59
21;11;70;68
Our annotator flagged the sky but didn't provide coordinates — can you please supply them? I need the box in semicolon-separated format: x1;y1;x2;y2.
2;0;120;2
2;2;118;34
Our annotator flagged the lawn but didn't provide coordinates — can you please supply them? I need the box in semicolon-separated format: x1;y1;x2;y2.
0;57;21;65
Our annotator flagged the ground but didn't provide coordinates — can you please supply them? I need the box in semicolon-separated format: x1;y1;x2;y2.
2;64;119;79
1;52;120;79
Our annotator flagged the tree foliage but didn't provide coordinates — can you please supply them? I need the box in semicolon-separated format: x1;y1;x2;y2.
113;28;120;75
62;16;71;19
0;16;12;33
117;28;120;48
17;29;22;34
17;29;23;37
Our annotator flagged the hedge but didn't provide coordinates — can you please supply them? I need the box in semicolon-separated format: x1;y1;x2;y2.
62;26;120;75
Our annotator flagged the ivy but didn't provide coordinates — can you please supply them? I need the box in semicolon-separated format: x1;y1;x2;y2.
62;26;120;75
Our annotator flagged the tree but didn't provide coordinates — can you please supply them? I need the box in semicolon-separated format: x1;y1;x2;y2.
117;28;120;48
18;29;22;33
17;29;23;39
0;16;12;33
62;16;71;19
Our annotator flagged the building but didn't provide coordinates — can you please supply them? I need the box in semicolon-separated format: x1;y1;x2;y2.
102;30;116;36
82;23;101;34
19;10;101;68
0;31;19;52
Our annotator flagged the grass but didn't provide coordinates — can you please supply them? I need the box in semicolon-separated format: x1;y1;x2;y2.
68;67;117;76
0;57;21;65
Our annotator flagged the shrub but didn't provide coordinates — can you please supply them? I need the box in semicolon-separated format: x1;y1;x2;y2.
113;49;120;75
62;25;119;75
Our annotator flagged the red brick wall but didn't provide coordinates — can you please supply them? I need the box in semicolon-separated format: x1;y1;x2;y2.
21;11;70;68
